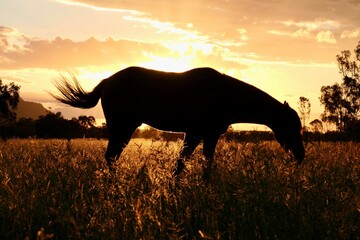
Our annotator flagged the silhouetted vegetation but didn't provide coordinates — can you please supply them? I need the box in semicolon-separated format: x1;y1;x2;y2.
1;112;105;139
320;41;360;133
1;110;359;142
0;80;20;140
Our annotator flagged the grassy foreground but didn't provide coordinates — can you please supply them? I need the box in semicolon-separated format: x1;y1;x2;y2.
0;139;359;239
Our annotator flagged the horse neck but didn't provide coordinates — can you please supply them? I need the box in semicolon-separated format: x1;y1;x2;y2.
232;90;285;130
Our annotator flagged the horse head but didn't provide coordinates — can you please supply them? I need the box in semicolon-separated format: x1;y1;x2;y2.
272;101;305;163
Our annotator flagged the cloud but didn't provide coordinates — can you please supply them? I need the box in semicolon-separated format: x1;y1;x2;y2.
2;0;359;75
62;0;360;34
268;29;310;38
316;31;337;44
0;26;246;72
340;29;360;39
282;20;341;32
58;0;360;65
271;19;341;44
0;26;31;53
56;0;142;15
0;32;168;69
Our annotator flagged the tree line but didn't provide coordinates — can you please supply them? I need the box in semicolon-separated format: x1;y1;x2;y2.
0;110;182;140
0;41;359;141
0;112;105;140
295;41;360;141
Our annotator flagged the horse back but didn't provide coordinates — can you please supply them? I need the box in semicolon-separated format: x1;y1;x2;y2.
102;66;233;103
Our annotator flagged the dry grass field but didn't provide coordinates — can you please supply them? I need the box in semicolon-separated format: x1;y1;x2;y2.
0;138;359;239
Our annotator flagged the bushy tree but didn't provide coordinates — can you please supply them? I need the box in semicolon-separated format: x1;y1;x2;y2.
0;80;20;139
77;115;96;129
35;112;66;138
34;112;104;139
0;80;20;121
320;41;360;132
72;115;96;137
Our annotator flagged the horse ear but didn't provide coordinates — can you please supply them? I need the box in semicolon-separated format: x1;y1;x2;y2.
284;101;289;107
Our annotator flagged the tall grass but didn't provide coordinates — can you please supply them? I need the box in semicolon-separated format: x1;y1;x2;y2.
0;139;359;239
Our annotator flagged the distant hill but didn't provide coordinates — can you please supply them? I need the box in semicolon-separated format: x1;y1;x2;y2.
16;98;48;119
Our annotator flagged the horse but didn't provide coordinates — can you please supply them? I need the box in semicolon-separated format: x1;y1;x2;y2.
52;66;305;177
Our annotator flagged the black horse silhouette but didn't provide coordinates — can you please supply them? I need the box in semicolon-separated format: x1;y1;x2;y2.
52;67;305;177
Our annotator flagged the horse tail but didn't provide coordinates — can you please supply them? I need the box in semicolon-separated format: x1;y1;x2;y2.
51;74;105;109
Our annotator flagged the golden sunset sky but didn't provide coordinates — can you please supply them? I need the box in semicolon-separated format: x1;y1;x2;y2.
1;0;360;128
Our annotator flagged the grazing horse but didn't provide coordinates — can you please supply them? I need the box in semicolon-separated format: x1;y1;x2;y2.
52;67;305;177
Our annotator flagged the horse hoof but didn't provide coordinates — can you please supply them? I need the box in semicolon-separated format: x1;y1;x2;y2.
202;167;212;181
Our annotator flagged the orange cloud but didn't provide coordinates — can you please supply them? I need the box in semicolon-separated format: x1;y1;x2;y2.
0;26;247;72
0;34;166;69
316;31;337;44
58;0;360;65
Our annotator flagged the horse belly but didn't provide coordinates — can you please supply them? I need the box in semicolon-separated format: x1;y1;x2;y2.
139;101;228;133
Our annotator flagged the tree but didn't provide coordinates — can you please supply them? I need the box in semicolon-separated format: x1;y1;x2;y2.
298;96;311;130
0;80;20;121
77;115;96;129
35;112;83;138
72;115;96;138
0;80;20;139
320;41;360;132
14;118;36;137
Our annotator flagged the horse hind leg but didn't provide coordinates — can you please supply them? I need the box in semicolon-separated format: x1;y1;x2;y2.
173;133;201;176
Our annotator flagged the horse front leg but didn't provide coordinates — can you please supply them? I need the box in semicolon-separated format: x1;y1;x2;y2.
202;135;220;180
105;138;124;172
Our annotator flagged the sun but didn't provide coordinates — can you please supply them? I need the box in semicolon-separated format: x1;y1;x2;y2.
138;41;207;72
139;55;193;72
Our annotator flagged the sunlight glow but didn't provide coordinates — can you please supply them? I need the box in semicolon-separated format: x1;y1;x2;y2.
77;69;113;83
137;40;217;72
164;41;214;56
139;56;192;72
61;68;115;91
